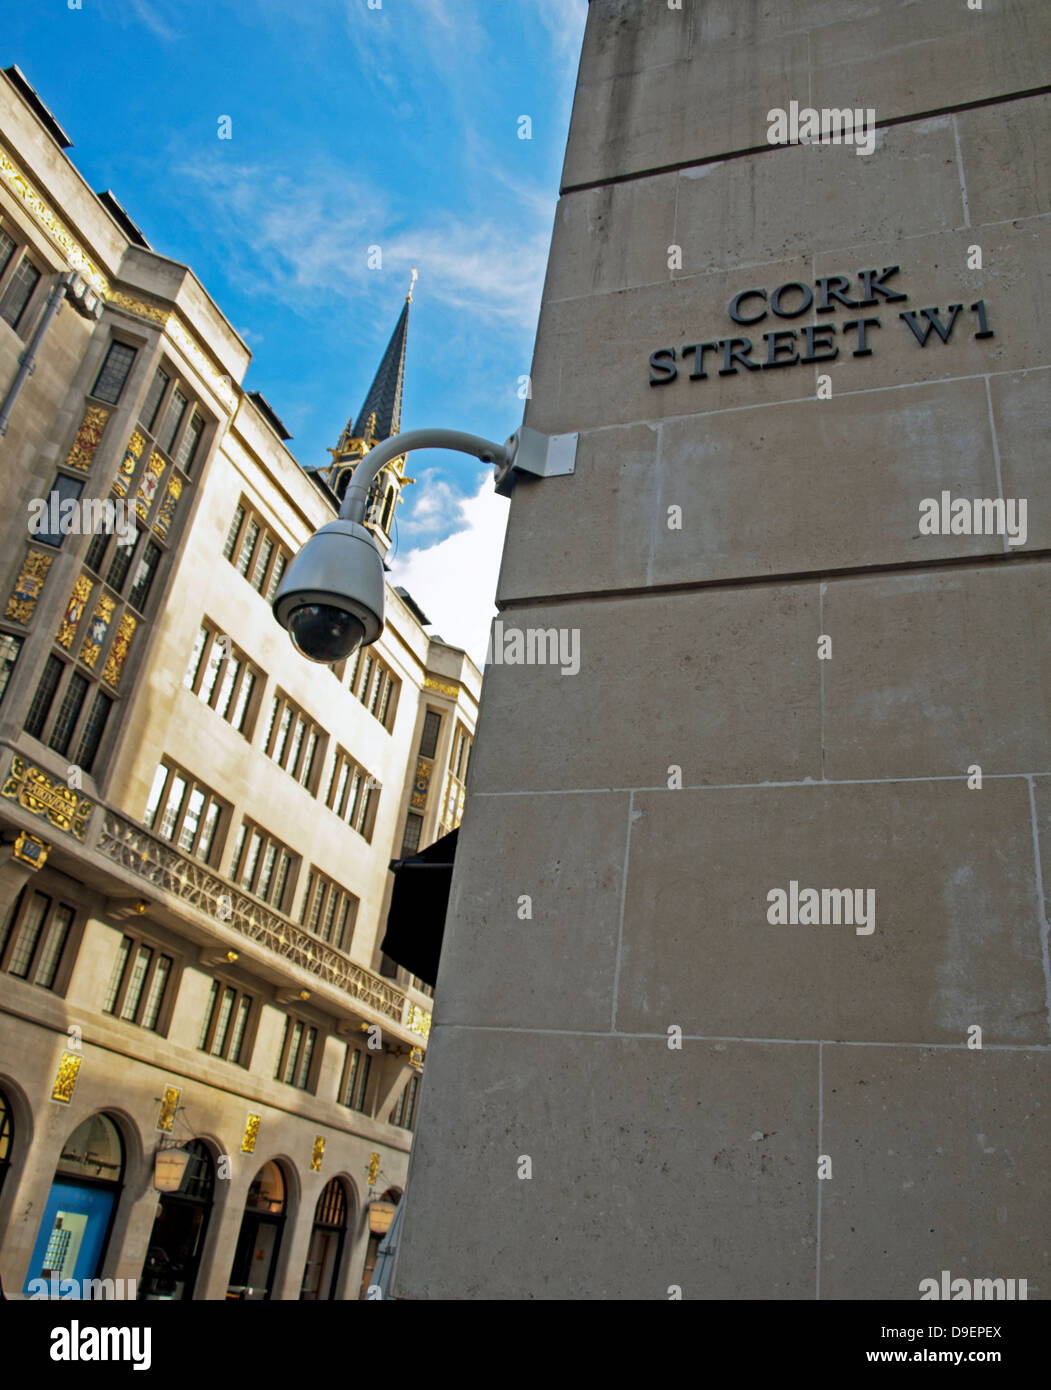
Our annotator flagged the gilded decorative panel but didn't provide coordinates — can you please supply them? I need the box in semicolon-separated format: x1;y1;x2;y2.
12;831;50;869
153;473;182;538
366;1151;381;1186
423;676;460;697
56;572;94;649
134;452;166;522
410;758;432;811
79;593;116;668
113;429;146;498
102;612;136;688
156;1085;181;1134
5;549;54;625
407;1005;432;1040
310;1136;325;1173
2;756;94;840
51;1052;82;1104
64;406;110;472
241;1113;261;1154
0;149;107;293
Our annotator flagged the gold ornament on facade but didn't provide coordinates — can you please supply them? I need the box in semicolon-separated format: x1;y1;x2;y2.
102;612;137;688
156;1086;181;1134
241;1113;261;1154
57;572;94;649
2;756;94;840
422;677;460;698
51;1052;82;1104
5;549;54;625
64;406;110;472
366;1151;381;1187
113;429;146;498
410;758;432;810
79;593;116;669
310;1136;326;1173
407;1005;431;1040
0;149;107;294
12;831;50;869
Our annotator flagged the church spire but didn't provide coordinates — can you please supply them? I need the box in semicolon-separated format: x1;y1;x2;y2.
317;273;418;556
333;269;415;457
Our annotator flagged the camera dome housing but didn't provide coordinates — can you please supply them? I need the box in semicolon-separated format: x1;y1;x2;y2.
272;520;385;663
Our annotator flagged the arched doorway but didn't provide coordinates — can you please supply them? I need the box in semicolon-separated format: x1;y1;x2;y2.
359;1186;402;1299
227;1160;287;1300
139;1139;215;1300
24;1112;125;1295
300;1177;348;1300
0;1088;12;1200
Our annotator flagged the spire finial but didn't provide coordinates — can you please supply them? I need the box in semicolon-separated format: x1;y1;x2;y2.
407;266;418;302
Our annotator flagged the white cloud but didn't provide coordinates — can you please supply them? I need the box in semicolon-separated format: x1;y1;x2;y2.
388;478;509;670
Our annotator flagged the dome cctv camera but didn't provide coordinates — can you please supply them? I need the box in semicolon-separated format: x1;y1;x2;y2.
272;520;385;663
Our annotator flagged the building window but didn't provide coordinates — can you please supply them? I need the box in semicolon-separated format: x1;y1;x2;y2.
263;691;324;790
0;256;41;331
400;813;423;858
418;709;441;759
140;366;169;432
390;1073;420;1130
144;759;228;865
183;623;261;736
348;650;398;731
48;669;89;756
102;933;174;1032
91;341;138;405
23;654;64;740
160;387;188;454
0;888;77;991
198;980;254;1066
341;1046;371;1112
231;819;297;911
0;227;15;280
440;723;472;833
33;474;84;548
175;410;205;474
300;870;358;952
326;748;378;841
0;633;24;707
276;1016;319;1091
224;500;292;598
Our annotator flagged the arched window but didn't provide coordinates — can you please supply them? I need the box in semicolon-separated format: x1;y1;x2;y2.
228;1160;288;1299
140;1139;215;1300
300;1177;348;1300
25;1112;125;1294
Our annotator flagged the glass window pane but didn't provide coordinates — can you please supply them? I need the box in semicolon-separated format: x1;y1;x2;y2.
265;551;286;601
161;388;188;453
216;654;241;719
91;342;137;405
178;787;205;852
175;410;204;473
283;1020;303;1084
7;892;51;978
229;995;251;1065
230;668;254;732
223;505;245;561
141;367;169;431
158;774;187;841
48;671;88;757
197;799;221;863
103;936;131;1012
34;904;74;989
240;829;262;889
24;655;63;740
236;519;259;577
198;979;219;1049
295;1026;316;1089
0;633;24;707
419;710;441;759
0;258;41;330
184;626;208;689
256;840;278;901
120;944;153;1020
127;540;162;612
144;764;168;828
140;954;171;1031
211;985;236;1056
33;475;84;548
251;535;273;593
198;638;223;704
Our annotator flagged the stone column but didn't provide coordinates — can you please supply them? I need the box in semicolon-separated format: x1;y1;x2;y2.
395;0;1051;1299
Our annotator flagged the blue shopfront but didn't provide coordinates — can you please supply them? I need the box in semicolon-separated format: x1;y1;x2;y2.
23;1112;124;1295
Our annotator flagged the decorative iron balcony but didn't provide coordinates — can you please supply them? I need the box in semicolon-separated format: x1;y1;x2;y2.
97;809;408;1025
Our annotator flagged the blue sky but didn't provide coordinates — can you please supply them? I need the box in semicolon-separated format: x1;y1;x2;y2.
5;0;587;662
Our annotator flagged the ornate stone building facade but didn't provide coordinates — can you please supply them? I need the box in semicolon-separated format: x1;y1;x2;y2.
0;65;478;1300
